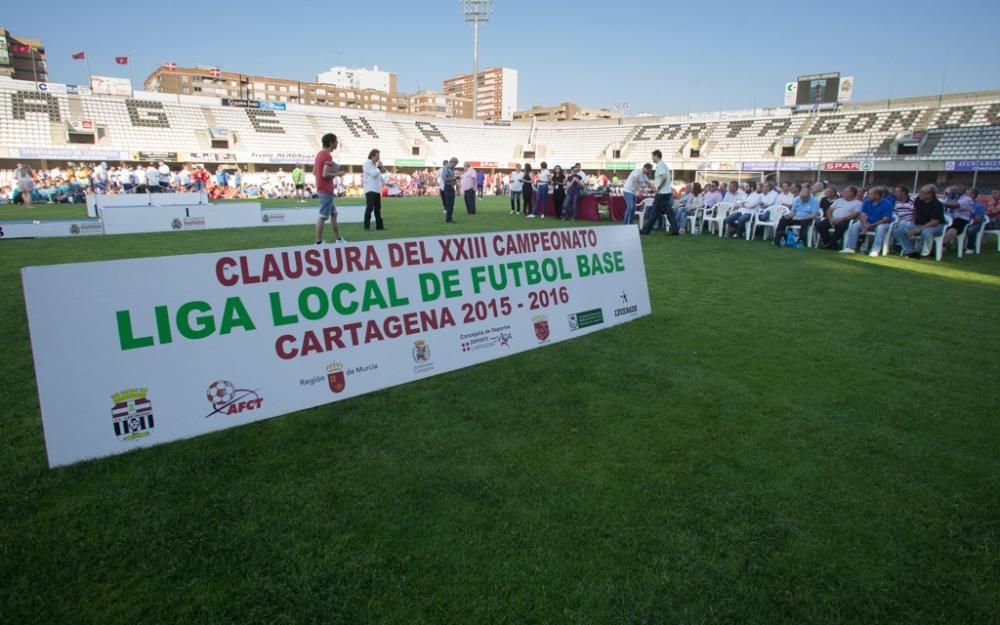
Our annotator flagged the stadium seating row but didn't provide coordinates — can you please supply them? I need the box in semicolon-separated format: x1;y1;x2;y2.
1;80;998;166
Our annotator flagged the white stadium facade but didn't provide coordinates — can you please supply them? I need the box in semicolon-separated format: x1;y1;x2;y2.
2;77;999;187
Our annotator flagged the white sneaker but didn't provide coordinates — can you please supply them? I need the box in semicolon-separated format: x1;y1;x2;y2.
839;248;855;254
526;214;536;219
868;250;880;258
540;214;545;219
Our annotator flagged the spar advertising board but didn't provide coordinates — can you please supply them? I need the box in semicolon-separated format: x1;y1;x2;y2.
23;227;651;467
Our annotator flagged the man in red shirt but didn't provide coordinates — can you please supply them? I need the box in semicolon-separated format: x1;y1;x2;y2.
313;133;345;244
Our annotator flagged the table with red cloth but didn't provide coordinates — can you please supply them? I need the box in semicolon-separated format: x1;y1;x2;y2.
529;194;624;221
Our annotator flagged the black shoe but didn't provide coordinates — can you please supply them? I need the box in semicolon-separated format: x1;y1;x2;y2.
906;252;921;259
376;227;386;231
363;227;371;231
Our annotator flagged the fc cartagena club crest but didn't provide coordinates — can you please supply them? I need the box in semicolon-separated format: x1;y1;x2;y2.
533;315;550;342
204;380;264;418
327;362;346;393
111;388;155;441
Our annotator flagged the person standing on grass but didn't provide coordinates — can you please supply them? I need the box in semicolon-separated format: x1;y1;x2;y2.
551;166;566;219
521;164;534;218
622;163;654;225
563;164;583;220
476;168;485;199
461;161;478;215
15;163;34;209
313;133;345;244
529;162;550;219
440;157;459;223
292;164;305;203
509;166;524;214
640;150;678;236
363;149;386;231
437;160;449;214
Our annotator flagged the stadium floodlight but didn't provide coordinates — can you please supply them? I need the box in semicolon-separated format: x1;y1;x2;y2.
460;0;492;119
614;102;631;126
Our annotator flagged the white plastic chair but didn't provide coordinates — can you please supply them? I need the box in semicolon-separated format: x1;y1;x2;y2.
635;197;655;229
898;214;953;261
702;202;734;237
983;228;1000;252
751;205;787;241
965;220;987;254
859;216;898;256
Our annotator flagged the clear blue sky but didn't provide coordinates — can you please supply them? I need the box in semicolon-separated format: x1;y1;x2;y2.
6;0;999;115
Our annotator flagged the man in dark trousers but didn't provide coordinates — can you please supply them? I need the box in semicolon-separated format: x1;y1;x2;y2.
439;158;458;223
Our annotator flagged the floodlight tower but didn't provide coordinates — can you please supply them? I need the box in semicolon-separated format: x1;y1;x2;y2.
614;102;631;126
460;0;492;119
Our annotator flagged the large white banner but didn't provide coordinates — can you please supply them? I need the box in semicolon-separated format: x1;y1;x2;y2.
24;227;651;467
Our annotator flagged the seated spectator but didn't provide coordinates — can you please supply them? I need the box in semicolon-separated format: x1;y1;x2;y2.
964;195;988;253
776;182;795;210
677;182;704;234
723;180;747;208
893;184;945;259
725;180;762;238
942;187;975;249
892;185;914;224
703;182;723;209
774;185;820;247
814;186;855;249
984;189;1000;230
842;186;893;255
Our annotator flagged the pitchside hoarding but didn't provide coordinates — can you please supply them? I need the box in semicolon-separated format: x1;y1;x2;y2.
24;227;651;468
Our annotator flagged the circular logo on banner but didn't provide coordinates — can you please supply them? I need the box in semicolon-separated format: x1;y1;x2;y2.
860;161;874;172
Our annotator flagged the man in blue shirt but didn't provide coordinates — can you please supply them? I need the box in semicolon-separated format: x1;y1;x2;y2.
842;186;895;255
773;186;820;246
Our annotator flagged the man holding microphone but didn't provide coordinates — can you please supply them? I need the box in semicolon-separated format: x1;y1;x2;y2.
363;149;387;231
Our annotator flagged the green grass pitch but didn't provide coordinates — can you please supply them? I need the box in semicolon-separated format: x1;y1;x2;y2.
1;196;998;624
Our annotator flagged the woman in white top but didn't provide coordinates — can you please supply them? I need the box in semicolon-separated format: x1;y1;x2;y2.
529;162;551;219
508;168;524;214
15;163;34;209
362;149;386;230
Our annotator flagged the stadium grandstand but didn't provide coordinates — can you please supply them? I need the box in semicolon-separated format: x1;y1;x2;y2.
2;75;998;191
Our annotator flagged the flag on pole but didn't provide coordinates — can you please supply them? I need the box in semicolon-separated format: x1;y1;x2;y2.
164;62;177;71
115;56;129;65
210;68;222;78
72;51;87;60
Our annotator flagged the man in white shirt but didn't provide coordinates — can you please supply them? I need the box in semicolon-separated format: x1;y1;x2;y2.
622;163;654;225
362;149;386;230
179;164;192;192
725;181;763;238
92;162;109;194
777;181;795;209
145;164;159;192
157;162;170;192
640;150;679;235
815;185;861;249
509;167;525;214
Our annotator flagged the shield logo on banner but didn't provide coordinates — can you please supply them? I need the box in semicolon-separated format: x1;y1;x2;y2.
327;363;346;393
412;340;431;363
111;389;154;441
533;316;550;342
